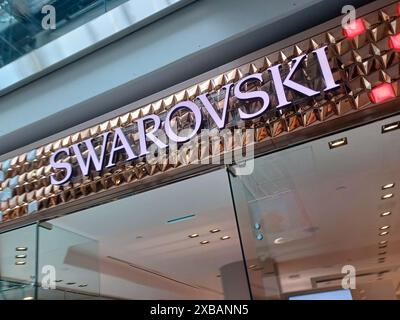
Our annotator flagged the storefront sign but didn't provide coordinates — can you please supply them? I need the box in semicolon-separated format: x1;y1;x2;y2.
50;46;338;185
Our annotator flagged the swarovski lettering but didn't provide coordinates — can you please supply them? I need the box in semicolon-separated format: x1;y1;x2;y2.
50;46;338;185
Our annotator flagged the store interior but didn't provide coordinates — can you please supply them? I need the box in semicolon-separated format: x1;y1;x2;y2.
231;114;400;300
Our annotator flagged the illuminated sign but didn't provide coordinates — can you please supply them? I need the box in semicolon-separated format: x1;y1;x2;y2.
50;46;338;185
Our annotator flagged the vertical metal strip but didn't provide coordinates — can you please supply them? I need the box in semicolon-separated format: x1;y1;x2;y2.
226;166;253;300
34;222;40;300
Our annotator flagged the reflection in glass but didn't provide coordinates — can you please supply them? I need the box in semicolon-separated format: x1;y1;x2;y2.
0;225;36;300
37;223;100;300
40;169;250;299
229;114;400;300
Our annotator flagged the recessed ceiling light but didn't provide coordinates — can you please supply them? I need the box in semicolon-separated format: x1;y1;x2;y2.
382;121;400;133
188;233;199;238
381;193;394;200
382;183;395;190
380;211;392;217
220;236;231;240
328;137;347;149
15;261;26;265
200;240;210;245
379;231;389;236
210;229;221;233
55;280;63;283
379;225;390;230
78;284;88;288
378;251;387;255
15;254;27;259
379;240;388;245
274;237;290;244
16;247;27;251
66;282;76;285
23;297;33;300
379;245;387;249
248;264;257;269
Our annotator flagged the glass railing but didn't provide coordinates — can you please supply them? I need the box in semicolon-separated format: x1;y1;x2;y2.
0;0;129;68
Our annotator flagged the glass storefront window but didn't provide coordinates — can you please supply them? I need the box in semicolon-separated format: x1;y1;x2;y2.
229;114;400;300
37;223;100;299
35;169;249;300
0;225;36;300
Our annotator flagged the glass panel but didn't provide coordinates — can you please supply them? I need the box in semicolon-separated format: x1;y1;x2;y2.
229;114;400;300
105;0;129;11
40;169;250;299
37;223;100;299
0;225;37;300
0;0;137;68
0;0;109;67
0;0;183;68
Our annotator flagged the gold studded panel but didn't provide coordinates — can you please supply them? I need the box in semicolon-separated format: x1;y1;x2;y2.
1;1;400;226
